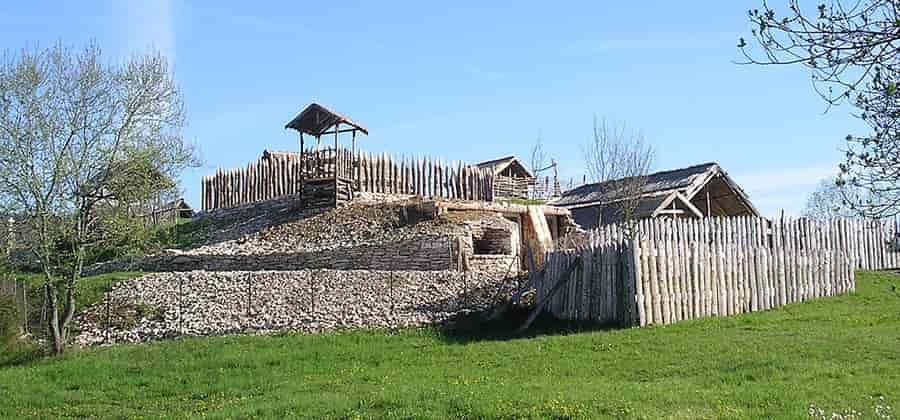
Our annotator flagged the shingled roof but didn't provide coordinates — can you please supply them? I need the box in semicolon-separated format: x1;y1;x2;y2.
285;103;369;136
551;162;759;227
474;156;534;178
552;163;719;207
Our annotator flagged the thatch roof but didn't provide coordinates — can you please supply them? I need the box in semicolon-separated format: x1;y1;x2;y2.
475;156;534;178
285;103;369;136
551;162;759;227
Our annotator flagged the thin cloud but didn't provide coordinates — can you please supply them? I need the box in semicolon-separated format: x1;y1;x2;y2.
119;0;175;61
462;65;505;81
732;163;840;217
733;164;838;195
563;31;740;56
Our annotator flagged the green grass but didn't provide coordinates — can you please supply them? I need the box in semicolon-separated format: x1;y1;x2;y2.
0;272;898;419
1;271;144;368
155;216;211;250
497;197;547;206
14;271;143;313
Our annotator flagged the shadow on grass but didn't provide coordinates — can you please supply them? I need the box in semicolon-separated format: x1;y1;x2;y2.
436;306;620;344
0;342;45;368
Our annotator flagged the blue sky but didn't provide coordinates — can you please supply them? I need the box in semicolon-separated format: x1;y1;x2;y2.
1;1;866;216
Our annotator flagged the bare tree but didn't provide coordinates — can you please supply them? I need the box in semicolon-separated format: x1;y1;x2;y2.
581;116;654;230
738;1;900;217
530;132;549;176
529;132;560;199
802;179;861;219
0;43;197;353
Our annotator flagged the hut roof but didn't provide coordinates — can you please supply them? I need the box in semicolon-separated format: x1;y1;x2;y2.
474;156;534;178
285;103;369;136
552;163;719;207
551;162;759;224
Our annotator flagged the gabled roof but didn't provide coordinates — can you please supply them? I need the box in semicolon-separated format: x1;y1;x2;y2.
550;162;759;222
552;162;718;207
475;156;534;178
285;103;369;136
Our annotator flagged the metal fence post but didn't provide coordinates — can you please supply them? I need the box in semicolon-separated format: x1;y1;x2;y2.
246;273;252;316
389;272;394;314
310;275;316;316
178;276;183;335
462;271;468;310
105;281;111;344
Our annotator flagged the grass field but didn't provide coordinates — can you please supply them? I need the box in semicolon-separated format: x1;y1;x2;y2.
0;271;897;419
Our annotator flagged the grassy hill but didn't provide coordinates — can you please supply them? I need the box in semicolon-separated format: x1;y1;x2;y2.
1;271;897;419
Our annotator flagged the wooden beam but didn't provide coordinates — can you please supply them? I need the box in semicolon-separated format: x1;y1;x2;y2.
434;200;570;216
706;190;711;216
516;256;581;334
334;123;340;181
656;209;686;215
299;133;305;199
318;128;360;136
351;130;357;188
675;192;704;218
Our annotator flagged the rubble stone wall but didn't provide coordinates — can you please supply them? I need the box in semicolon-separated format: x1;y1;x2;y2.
468;255;519;277
85;235;463;275
463;216;520;256
75;269;512;346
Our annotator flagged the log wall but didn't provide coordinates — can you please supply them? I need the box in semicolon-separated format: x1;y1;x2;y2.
539;216;899;327
202;149;495;211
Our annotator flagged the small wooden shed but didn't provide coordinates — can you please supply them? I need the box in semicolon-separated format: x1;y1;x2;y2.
475;156;535;199
551;162;759;229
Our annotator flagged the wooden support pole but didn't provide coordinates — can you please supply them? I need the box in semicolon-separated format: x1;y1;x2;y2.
299;133;305;198
351;129;357;188
334;122;340;178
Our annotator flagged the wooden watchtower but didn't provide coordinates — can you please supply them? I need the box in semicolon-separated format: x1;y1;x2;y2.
285;103;368;206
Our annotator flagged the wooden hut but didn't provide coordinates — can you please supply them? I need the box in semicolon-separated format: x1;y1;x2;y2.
143;198;194;225
475;156;535;199
550;162;759;229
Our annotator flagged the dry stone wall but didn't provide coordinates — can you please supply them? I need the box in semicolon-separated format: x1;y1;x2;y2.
468;255;519;277
75;269;513;346
465;216;519;256
86;235;465;275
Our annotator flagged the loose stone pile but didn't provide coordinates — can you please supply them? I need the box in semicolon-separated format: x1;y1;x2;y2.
189;199;467;256
74;269;515;346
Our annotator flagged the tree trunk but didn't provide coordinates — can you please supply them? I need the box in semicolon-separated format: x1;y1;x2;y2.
45;283;65;354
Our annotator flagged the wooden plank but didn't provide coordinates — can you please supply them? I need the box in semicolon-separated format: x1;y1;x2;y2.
778;219;788;306
660;222;673;324
669;221;682;322
721;218;732;316
639;222;652;325
735;217;745;313
715;218;726;316
647;222;661;325
680;219;691;320
631;238;644;326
